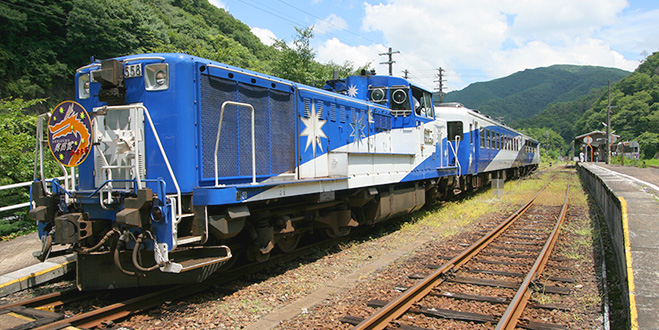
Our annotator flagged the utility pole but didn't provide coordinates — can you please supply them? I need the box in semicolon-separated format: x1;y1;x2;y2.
606;80;611;164
434;67;446;103
402;69;409;79
606;80;618;164
379;47;399;76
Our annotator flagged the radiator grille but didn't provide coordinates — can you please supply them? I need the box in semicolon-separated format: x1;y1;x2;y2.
374;113;392;131
200;74;295;181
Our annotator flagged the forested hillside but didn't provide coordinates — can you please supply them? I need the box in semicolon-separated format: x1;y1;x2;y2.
576;51;659;158
0;0;355;112
0;0;357;230
516;88;603;146
444;65;630;126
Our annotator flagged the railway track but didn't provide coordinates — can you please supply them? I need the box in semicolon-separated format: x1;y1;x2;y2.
0;231;358;330
341;176;573;329
0;175;554;330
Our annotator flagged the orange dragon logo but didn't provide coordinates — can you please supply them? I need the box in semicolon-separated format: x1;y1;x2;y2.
48;101;93;167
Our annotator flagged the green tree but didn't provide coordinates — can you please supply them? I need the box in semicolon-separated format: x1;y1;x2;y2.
272;27;318;86
636;132;659;159
521;127;565;158
0;98;59;232
575;51;659;158
271;26;357;87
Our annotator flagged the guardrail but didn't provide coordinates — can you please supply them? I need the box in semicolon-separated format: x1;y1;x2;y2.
0;177;65;214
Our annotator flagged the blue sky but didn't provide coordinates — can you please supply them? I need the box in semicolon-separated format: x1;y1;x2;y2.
211;0;659;91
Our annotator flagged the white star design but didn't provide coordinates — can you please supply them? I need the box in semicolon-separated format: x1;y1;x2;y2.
350;112;366;146
347;84;358;97
300;101;327;156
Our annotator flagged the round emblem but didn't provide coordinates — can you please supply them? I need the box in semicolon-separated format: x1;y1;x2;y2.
583;136;593;144
47;101;93;167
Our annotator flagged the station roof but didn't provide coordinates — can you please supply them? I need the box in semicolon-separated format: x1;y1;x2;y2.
574;130;620;147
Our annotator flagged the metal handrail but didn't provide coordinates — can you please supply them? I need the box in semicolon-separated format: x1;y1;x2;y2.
92;104;182;216
141;104;182;216
0;202;31;213
448;135;461;175
214;101;256;186
0;176;67;213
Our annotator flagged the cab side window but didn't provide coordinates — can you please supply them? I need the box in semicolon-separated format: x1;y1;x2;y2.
411;86;434;118
448;121;463;141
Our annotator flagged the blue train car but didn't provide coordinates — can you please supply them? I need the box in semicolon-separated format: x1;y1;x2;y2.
30;53;538;289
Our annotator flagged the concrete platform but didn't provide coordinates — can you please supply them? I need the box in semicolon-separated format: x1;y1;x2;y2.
0;232;75;297
579;163;659;330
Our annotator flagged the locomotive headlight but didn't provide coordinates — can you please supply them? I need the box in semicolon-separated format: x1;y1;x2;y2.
370;88;385;102
392;89;407;104
144;63;169;91
78;74;90;99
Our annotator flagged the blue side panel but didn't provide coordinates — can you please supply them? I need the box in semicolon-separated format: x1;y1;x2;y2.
143;55;197;194
298;89;331;165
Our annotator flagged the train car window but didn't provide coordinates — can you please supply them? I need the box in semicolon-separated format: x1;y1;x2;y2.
480;128;485;147
469;124;473;143
447;121;463;141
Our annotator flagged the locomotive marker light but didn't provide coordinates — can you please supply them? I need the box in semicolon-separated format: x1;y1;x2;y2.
145;63;169;91
78;74;90;99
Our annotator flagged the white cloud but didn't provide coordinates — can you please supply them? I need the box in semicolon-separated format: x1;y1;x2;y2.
251;27;278;46
355;0;639;90
314;14;349;34
316;37;386;68
598;8;659;59
208;0;225;9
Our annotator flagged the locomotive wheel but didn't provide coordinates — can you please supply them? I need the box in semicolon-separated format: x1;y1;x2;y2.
247;245;270;263
276;234;301;253
325;226;351;238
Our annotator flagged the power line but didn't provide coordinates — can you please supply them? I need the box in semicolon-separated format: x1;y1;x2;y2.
235;0;306;30
276;0;377;45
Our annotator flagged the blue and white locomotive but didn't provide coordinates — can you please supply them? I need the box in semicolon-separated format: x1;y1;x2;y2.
30;53;539;289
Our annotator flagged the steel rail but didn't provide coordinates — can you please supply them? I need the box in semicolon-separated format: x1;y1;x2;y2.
353;177;555;330
24;231;356;329
0;289;81;310
496;178;571;330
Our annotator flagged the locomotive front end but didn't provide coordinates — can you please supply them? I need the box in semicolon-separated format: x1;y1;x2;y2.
30;54;231;289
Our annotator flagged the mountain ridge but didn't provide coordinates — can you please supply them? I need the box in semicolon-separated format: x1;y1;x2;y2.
442;64;631;125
